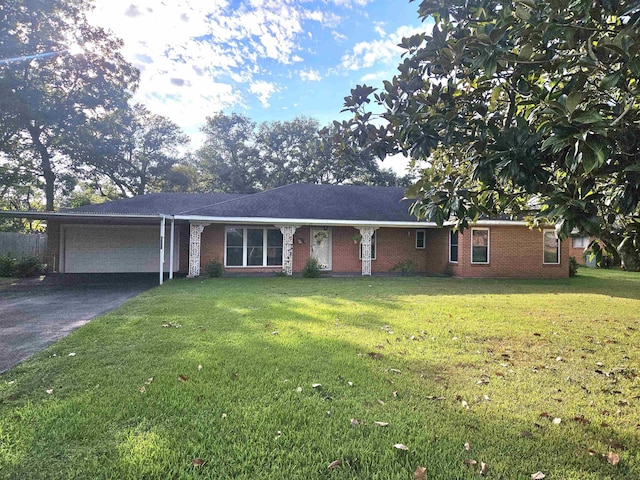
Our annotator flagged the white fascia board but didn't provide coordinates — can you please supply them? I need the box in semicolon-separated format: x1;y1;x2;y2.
472;220;529;226
0;211;165;220
173;215;439;228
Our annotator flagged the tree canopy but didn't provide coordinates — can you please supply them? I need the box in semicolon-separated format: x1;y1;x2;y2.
196;112;407;193
0;0;139;210
341;0;640;269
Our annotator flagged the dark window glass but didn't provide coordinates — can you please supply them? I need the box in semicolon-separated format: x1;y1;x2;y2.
247;229;264;266
450;231;459;262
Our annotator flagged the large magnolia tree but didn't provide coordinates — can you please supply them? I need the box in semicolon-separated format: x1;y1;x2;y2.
341;0;640;269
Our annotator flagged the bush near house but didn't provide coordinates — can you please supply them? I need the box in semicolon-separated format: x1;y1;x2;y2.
0;254;42;277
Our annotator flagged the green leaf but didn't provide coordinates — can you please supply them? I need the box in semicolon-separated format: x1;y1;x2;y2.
515;5;531;20
565;92;584;114
518;43;533;60
571;110;603;124
600;72;622;90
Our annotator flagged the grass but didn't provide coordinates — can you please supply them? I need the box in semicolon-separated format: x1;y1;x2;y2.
1;268;639;479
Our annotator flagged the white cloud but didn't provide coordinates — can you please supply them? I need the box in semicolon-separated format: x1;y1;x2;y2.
341;24;426;71
330;0;373;7
249;81;276;108
332;31;348;42
300;69;321;82
87;0;331;133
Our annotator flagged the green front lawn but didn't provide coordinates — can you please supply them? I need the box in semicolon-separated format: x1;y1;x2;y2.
1;269;639;479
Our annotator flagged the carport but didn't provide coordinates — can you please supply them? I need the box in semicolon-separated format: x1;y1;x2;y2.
0;211;180;285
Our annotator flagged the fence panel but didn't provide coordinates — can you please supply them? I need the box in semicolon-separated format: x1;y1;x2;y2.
0;232;48;260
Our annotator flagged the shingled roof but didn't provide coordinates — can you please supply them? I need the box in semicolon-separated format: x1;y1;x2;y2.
178;184;418;222
69;193;245;216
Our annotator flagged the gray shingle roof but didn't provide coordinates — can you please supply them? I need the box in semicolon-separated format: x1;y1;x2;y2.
69;193;245;215
180;184;417;222
64;185;422;223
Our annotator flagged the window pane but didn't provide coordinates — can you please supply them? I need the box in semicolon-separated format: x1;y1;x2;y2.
226;228;243;247
450;231;458;262
472;246;487;263
267;229;283;247
544;231;559;263
416;230;425;248
227;247;243;266
246;229;264;266
471;229;488;263
267;247;283;265
266;229;283;265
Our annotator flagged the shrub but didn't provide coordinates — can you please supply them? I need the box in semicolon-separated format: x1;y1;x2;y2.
391;260;418;276
0;254;16;277
0;254;42;278
569;256;579;277
302;257;322;278
204;259;224;277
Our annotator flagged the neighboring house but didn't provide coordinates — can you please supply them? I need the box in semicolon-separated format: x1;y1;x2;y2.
0;184;570;282
569;233;592;266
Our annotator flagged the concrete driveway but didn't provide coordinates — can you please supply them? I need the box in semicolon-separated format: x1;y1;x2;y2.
0;276;156;374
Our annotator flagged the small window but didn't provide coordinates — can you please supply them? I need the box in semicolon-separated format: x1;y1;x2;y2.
572;236;589;249
449;230;459;263
416;230;426;249
543;229;560;264
359;231;376;260
471;228;489;264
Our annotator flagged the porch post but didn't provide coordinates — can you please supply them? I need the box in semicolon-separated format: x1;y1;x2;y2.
276;225;299;276
159;216;166;285
169;217;175;280
358;226;377;276
188;221;209;277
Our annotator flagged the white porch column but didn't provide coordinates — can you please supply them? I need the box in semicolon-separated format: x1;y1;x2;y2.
276;225;299;276
159;216;166;285
358;226;377;276
188;221;210;277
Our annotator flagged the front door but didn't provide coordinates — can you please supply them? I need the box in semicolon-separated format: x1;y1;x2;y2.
310;227;332;270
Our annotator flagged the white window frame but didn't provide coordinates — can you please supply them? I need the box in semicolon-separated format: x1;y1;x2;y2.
224;226;283;267
416;230;426;249
572;236;589;249
470;227;490;264
543;229;560;265
359;231;377;260
449;230;459;263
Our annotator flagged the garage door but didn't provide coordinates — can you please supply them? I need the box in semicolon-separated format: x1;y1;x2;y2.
62;225;180;273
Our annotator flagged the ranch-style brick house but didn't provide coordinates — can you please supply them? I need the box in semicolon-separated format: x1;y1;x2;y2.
1;184;570;283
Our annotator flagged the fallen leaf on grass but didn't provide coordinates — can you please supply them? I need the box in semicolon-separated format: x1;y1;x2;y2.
139;386;146;393
368;352;383;359
350;418;360;427
573;416;590;425
178;375;188;382
327;460;342;470
394;443;409;451
519;431;533;438
392;390;398;398
480;462;488;475
221;413;227;419
271;331;278;335
413;466;427;479
463;459;477;466
552;417;562;425
388;368;402;374
312;383;322;388
45;389;53;395
377;399;385;405
296;386;303;393
464;442;471;451
607;452;620;466
192;458;205;467
197;364;203;371
145;377;153;385
531;472;545;479
374;421;389;427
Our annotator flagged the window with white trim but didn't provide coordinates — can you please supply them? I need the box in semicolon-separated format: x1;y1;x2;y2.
572;236;589;249
416;230;426;249
471;228;489;264
225;227;283;267
359;231;376;260
543;229;560;264
449;230;459;263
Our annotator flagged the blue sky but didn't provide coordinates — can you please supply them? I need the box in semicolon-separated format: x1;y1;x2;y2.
89;0;428;160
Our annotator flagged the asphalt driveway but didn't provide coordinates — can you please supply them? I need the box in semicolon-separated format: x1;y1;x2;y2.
0;277;156;374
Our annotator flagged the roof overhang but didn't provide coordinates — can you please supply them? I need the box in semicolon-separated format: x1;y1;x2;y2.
0;211;166;223
173;215;440;228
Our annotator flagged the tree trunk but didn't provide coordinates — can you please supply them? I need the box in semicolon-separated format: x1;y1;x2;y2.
27;124;56;211
617;236;640;271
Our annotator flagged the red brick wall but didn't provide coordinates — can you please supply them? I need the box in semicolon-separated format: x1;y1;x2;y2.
447;225;569;278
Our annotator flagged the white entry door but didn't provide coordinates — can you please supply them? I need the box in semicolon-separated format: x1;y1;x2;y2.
310;227;332;270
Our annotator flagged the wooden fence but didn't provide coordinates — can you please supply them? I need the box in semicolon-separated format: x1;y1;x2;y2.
0;232;47;259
